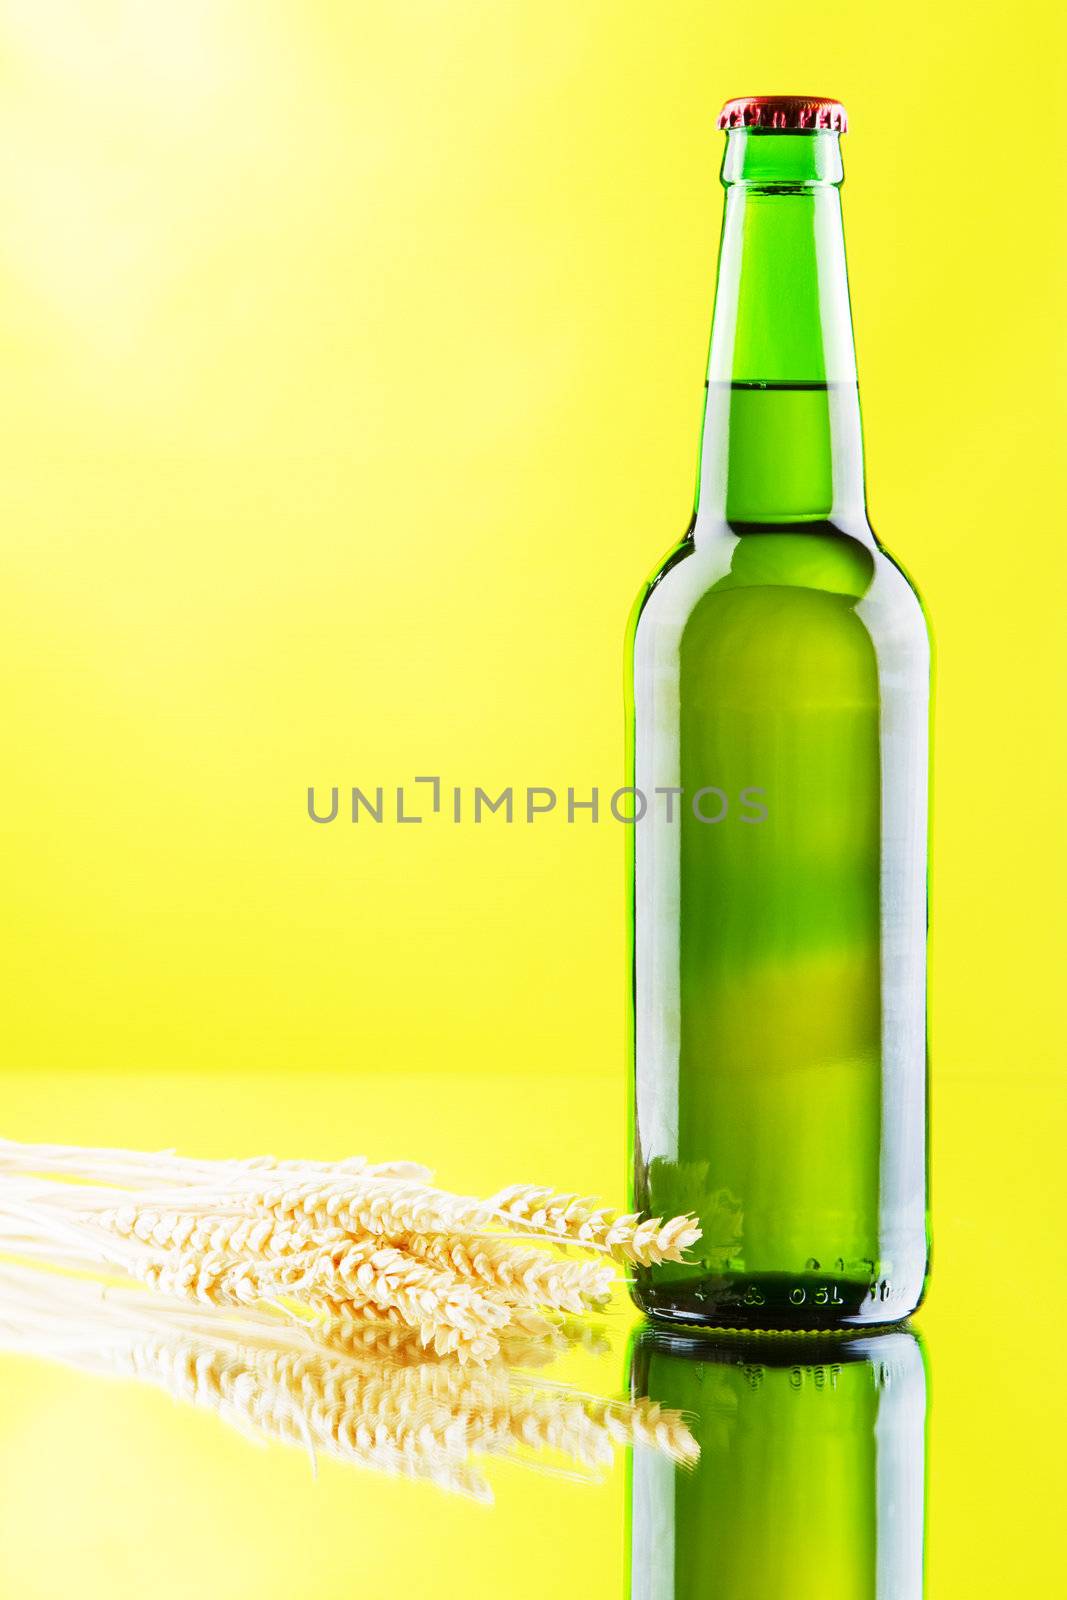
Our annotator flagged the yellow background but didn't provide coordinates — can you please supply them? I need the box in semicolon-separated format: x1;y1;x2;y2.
1;2;1065;1596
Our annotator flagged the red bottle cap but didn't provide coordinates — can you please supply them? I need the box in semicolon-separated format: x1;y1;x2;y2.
718;96;848;133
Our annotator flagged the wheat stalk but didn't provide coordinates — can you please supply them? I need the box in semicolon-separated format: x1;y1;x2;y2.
400;1232;613;1312
0;1137;701;1361
133;1239;516;1358
0;1139;702;1263
227;1176;701;1266
487;1185;703;1265
0;1137;428;1189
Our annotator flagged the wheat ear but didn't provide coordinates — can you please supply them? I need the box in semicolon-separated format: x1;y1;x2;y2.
487;1185;702;1265
400;1232;613;1311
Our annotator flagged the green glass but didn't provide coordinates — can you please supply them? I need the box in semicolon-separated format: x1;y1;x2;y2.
627;1327;928;1599
628;123;930;1326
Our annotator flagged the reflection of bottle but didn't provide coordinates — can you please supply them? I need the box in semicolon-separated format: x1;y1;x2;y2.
628;96;929;1328
628;1327;927;1599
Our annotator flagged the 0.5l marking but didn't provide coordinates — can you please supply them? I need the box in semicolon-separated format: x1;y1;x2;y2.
739;1276;893;1309
788;1284;845;1306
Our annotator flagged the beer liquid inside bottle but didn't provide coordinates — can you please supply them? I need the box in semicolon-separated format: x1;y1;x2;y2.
628;1328;928;1600
628;98;929;1327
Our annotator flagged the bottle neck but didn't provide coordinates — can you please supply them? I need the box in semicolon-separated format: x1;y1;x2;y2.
694;130;867;534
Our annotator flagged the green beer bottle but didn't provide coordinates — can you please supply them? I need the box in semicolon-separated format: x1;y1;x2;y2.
628;1328;928;1600
628;97;929;1327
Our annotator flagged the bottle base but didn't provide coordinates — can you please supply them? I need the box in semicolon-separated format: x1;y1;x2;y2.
631;1270;922;1332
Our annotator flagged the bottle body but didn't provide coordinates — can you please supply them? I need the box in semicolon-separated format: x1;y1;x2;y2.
629;515;929;1326
628;1327;928;1599
628;115;929;1328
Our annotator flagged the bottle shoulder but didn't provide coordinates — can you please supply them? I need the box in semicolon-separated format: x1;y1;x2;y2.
631;520;928;655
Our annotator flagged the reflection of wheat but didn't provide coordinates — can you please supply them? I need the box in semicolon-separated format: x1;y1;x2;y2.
0;1263;697;1501
0;1138;699;1361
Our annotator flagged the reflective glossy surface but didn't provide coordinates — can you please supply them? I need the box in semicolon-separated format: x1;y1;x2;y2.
630;1328;926;1598
0;1066;1061;1598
